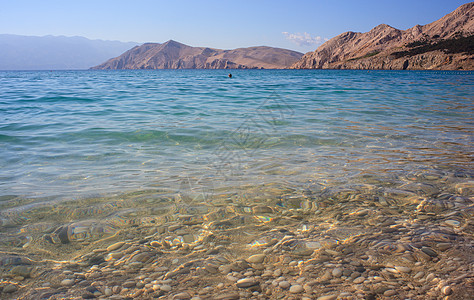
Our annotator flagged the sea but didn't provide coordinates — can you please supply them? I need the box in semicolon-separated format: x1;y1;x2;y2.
0;69;473;266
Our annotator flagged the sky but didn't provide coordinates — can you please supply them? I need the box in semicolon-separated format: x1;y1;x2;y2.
0;0;471;53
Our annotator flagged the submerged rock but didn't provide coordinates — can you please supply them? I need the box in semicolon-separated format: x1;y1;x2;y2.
236;277;258;288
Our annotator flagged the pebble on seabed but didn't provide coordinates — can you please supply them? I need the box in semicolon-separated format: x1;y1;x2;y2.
442;285;452;295
3;172;473;300
353;276;365;284
236;277;258;288
279;281;291;289
247;254;266;264
61;279;75;286
107;242;125;252
160;284;172;292
316;295;337;300
3;284;18;293
289;284;304;293
332;268;343;277
395;266;411;273
384;290;397;297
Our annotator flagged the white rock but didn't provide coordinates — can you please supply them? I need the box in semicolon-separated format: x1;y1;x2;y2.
442;286;452;295
107;242;125;252
61;279;74;286
332;268;343;277
247;254;266;264
273;269;282;277
426;273;435;282
386;268;398;274
373;276;384;282
289;284;304;293
384;290;397;297
444;220;460;227
353;277;365;284
236;277;258;288
226;275;239;282
395;266;411;273
160;284;172;292
289;261;298;267
413;271;424;279
107;251;123;260
279;281;291;289
317;295;337;300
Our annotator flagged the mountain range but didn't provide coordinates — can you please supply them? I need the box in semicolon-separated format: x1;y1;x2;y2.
1;3;472;71
92;2;473;71
91;41;303;69
291;2;474;70
0;34;138;70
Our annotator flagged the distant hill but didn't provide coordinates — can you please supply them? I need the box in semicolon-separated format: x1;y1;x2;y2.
291;2;474;70
91;40;303;69
0;34;138;70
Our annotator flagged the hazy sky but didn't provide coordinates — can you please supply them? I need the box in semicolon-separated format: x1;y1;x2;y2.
0;0;471;52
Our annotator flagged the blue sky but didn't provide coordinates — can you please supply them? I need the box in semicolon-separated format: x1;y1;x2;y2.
0;0;471;52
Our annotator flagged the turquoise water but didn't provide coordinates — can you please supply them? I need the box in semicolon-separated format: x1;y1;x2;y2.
0;70;473;254
1;70;472;200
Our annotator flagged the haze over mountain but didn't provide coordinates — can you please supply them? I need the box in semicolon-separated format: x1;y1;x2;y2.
291;2;474;70
91;40;303;69
0;34;138;70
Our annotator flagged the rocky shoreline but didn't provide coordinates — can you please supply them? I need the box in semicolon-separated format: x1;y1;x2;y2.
0;173;473;299
291;3;474;71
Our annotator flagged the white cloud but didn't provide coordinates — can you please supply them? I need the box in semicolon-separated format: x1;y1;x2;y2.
282;32;328;47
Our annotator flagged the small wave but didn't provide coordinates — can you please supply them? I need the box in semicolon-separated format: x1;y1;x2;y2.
20;95;98;103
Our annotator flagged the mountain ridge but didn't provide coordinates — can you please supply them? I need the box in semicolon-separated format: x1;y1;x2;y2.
91;40;303;69
0;34;139;70
291;2;474;70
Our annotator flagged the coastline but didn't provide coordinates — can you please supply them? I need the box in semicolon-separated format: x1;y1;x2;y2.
0;69;472;299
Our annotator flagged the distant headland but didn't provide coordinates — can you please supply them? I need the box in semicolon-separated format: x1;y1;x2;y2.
91;41;303;70
291;2;474;70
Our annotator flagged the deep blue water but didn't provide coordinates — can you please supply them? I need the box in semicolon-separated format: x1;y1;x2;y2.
0;70;473;201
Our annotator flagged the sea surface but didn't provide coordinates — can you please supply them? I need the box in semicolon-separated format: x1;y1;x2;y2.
0;69;472;258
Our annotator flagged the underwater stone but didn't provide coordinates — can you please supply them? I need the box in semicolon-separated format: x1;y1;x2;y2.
4;284;18;293
421;247;438;257
107;242;125;252
54;226;70;244
247;254;265;264
236;278;258;288
10;266;32;278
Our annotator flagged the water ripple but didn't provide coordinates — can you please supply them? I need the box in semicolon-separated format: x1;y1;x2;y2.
0;70;472;200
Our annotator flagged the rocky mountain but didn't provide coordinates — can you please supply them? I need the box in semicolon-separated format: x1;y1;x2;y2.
91;40;303;69
291;2;474;70
0;34;138;70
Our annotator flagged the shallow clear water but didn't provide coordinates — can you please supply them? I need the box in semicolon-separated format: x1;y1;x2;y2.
0;69;472;257
1;70;472;198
